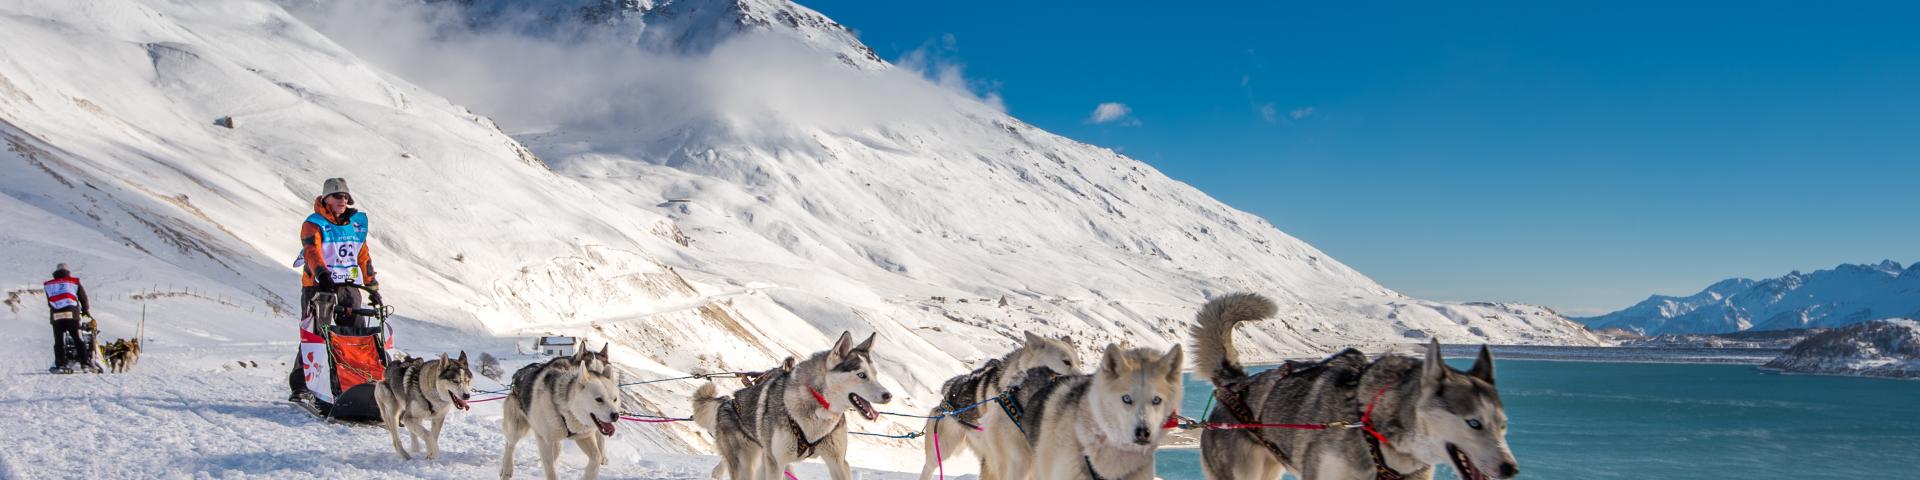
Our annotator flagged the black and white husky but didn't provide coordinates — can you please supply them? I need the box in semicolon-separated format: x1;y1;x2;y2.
692;331;894;480
374;351;475;460
499;345;624;480
918;331;1080;480
1191;293;1520;480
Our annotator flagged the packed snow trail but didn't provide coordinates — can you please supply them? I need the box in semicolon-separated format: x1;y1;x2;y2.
0;301;960;479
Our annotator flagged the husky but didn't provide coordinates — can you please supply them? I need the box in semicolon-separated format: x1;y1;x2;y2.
500;345;624;480
1190;293;1519;480
104;338;141;373
692;331;893;480
374;352;475;460
919;331;1079;480
1004;342;1184;480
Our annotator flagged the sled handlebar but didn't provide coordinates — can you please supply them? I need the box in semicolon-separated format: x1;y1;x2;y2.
350;307;391;318
327;283;393;313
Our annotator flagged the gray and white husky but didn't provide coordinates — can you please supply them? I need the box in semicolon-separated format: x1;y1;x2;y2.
1008;342;1184;480
918;332;1079;480
692;331;894;480
375;351;475;460
1190;293;1519;480
500;345;624;480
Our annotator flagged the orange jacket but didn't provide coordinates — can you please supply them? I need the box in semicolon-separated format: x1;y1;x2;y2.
300;197;376;287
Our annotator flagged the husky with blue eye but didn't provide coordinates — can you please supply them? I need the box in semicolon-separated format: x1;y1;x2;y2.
1014;342;1184;480
499;345;624;480
1191;293;1519;480
919;331;1080;480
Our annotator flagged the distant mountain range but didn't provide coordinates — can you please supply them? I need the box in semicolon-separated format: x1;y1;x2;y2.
1578;260;1920;335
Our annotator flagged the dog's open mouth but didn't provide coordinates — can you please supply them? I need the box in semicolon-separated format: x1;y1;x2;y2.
594;414;617;436
453;396;470;411
849;393;878;421
1447;444;1489;480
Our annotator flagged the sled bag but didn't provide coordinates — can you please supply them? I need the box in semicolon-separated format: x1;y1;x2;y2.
299;329;335;403
329;330;384;393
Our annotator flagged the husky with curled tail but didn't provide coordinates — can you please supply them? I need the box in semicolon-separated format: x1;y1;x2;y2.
499;345;623;480
1191;292;1520;480
918;331;1080;480
693;331;893;480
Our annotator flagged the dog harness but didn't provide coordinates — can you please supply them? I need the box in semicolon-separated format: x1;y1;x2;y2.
940;358;1003;430
1216;382;1293;464
786;414;842;459
1081;455;1108;480
721;397;763;448
1213;362;1297;465
994;385;1029;435
1356;375;1408;480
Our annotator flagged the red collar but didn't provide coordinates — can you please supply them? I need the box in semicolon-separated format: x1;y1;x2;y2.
808;386;833;410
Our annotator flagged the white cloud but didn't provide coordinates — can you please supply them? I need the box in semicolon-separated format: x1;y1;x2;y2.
1290;107;1315;119
285;0;1010;143
1087;102;1140;126
895;33;1005;112
1258;103;1279;123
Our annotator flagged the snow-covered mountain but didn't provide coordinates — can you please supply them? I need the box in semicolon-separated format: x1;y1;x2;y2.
1762;319;1920;379
1;0;1596;474
1579;260;1920;335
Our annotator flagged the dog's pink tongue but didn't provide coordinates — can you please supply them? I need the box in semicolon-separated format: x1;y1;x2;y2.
454;398;470;411
598;420;617;436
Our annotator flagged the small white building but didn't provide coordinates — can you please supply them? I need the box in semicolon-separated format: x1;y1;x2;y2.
537;336;578;357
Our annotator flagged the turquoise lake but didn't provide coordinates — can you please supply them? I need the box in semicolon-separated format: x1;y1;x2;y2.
1153;357;1920;479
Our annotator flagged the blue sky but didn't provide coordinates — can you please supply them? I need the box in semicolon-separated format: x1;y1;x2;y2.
808;0;1919;315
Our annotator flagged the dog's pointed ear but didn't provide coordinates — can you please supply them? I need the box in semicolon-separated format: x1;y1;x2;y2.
598;344;609;359
828;331;854;362
1024;330;1043;346
458;350;469;364
1161;344;1185;384
1468;344;1494;384
854;332;876;354
1423;338;1448;382
1100;343;1127;380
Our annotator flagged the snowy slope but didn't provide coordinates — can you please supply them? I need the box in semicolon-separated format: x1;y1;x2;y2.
2;0;1598;475
1761;319;1920;379
286;0;1602;357
0;0;931;472
1579;260;1920;335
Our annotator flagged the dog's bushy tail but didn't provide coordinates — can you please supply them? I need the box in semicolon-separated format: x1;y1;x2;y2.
1189;293;1278;385
692;382;722;430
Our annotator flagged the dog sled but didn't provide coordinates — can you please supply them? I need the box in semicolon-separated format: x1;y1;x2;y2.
293;283;395;425
48;312;104;374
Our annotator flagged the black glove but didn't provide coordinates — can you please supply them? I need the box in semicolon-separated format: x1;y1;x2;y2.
368;290;383;306
313;269;335;288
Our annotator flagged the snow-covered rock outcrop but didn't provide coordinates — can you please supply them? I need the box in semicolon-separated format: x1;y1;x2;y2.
1762;319;1920;379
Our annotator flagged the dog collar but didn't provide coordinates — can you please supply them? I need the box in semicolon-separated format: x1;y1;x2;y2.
808;386;833;410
